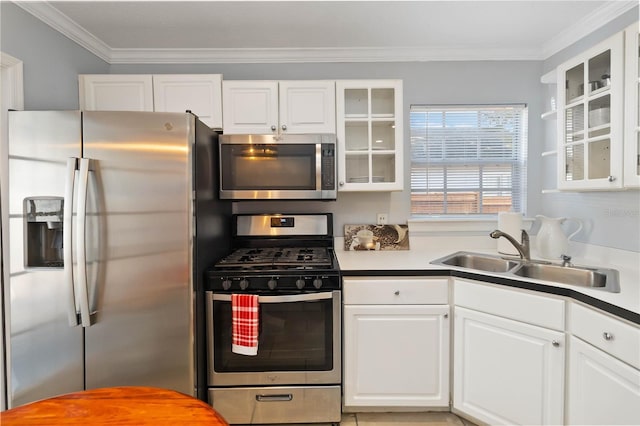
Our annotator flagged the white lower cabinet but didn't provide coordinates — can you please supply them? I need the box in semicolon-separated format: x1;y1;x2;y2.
567;302;640;425
567;336;640;425
343;277;449;408
453;279;565;425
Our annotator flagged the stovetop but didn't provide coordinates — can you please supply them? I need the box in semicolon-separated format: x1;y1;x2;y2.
214;247;333;270
206;213;340;292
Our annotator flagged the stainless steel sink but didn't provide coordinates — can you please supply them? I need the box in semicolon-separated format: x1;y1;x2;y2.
432;251;520;273
512;263;620;292
431;251;620;293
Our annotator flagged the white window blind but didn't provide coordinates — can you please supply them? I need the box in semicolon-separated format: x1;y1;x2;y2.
410;104;528;216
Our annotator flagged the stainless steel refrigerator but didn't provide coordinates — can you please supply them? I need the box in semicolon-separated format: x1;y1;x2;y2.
5;110;230;408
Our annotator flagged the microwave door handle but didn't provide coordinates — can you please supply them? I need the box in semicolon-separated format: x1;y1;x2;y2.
64;158;79;326
315;143;321;191
211;292;334;303
76;158;92;328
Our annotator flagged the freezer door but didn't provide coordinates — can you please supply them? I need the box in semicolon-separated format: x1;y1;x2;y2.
81;111;195;394
7;111;84;407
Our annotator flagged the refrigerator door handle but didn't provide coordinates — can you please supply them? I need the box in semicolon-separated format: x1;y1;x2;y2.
64;157;80;327
76;157;92;328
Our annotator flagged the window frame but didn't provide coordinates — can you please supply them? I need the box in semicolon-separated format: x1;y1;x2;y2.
410;104;528;217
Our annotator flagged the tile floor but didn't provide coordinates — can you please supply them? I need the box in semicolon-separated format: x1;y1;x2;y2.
263;412;479;426
340;412;478;426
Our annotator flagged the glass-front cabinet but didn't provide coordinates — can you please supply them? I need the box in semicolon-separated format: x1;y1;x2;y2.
624;23;640;188
336;80;403;191
557;32;624;190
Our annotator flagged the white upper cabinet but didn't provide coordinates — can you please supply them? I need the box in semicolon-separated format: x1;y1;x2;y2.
152;74;223;129
279;81;336;133
79;74;223;128
336;80;403;191
79;75;153;112
624;23;640;188
222;80;335;135
556;32;624;190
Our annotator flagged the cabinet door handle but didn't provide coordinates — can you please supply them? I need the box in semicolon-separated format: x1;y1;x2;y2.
603;332;614;341
552;340;560;347
281;124;287;131
394;290;400;296
608;175;616;182
443;313;449;319
270;125;277;131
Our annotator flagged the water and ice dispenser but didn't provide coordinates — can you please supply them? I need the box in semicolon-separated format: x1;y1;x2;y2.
24;197;64;268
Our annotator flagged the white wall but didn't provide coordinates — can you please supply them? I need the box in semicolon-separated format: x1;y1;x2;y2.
0;3;109;109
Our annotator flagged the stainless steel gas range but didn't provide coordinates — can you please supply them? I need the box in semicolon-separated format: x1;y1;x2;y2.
205;214;341;425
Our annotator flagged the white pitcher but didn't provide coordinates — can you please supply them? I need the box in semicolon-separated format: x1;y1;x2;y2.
536;215;583;260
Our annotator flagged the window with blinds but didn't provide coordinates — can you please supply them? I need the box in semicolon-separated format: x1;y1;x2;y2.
410;104;528;216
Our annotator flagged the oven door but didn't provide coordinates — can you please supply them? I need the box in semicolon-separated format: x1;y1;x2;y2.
206;290;341;386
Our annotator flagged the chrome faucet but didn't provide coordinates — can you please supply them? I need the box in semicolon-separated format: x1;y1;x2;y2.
490;229;531;260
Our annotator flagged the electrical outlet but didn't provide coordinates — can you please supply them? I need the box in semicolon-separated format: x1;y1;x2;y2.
377;213;388;225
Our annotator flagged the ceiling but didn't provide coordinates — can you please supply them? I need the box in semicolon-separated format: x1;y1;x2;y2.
13;1;639;64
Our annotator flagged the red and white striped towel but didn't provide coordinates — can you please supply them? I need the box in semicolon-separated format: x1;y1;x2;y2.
231;294;259;356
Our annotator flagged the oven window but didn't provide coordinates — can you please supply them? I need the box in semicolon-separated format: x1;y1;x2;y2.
213;298;333;372
221;144;316;190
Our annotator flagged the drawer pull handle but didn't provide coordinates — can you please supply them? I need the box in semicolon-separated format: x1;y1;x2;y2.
552;340;560;347
256;394;293;402
603;332;614;341
394;290;400;296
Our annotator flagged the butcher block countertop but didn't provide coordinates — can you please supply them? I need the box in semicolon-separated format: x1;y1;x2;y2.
335;235;640;324
0;387;229;425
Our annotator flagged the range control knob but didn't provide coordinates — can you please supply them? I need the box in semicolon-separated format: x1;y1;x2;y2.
313;278;323;289
222;279;232;290
295;278;306;289
267;278;278;290
239;279;250;290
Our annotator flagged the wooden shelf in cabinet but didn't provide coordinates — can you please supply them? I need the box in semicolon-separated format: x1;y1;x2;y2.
565;97;585;108
587;124;611;134
589;85;611;97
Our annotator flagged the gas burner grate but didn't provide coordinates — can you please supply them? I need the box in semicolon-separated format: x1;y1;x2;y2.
215;247;333;270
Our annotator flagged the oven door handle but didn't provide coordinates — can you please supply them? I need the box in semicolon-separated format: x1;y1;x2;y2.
211;292;334;303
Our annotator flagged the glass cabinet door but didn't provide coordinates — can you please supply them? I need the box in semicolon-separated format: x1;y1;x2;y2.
557;32;623;190
336;80;403;191
624;24;640;187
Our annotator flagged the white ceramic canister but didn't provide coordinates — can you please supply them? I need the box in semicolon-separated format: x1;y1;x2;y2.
497;212;524;256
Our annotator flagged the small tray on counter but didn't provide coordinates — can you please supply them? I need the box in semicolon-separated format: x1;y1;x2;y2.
344;224;410;251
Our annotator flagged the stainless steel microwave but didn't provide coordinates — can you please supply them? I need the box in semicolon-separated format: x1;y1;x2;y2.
219;134;337;200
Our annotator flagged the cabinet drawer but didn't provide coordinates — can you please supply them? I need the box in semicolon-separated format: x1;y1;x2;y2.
454;279;565;331
570;303;640;369
343;277;448;305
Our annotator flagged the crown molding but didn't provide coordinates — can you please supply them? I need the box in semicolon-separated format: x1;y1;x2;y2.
13;1;111;63
109;46;543;64
541;0;638;59
14;0;638;65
